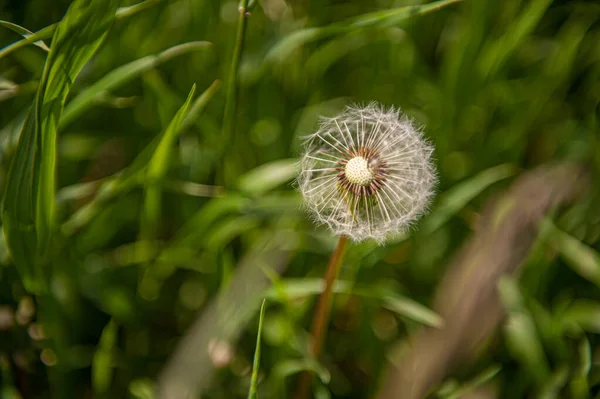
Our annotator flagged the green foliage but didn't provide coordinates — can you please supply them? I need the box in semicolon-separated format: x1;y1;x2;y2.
0;0;598;398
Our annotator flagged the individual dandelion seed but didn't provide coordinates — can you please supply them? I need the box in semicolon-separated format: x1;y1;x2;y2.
299;103;437;243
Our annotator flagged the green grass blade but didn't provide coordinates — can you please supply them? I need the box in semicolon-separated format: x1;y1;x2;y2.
92;319;118;395
0;23;56;61
265;0;462;65
477;0;552;78
2;0;120;292
248;299;267;399
2;112;39;290
543;219;600;288
498;277;551;385
570;336;591;399
128;379;155;399
140;84;196;240
561;300;600;334
0;0;162;62
237;158;298;196
222;0;250;184
420;163;517;235
60;41;211;128
263;278;443;327
272;359;331;388
172;79;221;133
381;293;443;328
440;365;501;399
115;0;163;19
0;20;50;51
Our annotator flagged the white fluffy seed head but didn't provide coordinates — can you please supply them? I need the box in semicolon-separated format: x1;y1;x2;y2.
345;157;373;186
298;103;437;243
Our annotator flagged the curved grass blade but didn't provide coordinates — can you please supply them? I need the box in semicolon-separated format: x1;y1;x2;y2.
141;84;197;241
248;299;267;399
129;379;155;399
92;319;118;395
561;300;600;334
570;336;591;399
543;219;600;288
0;20;50;52
271;358;331;389
61;41;212;128
115;0;162;19
263;278;443;328
2;0;120;292
265;0;462;66
0;0;163;61
0;23;56;61
237;158;298;196
420;163;517;235
438;365;501;399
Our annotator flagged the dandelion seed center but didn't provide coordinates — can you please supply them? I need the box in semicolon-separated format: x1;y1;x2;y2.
337;149;388;197
345;157;373;187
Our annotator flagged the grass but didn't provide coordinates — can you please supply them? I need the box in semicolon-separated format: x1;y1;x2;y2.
0;0;599;398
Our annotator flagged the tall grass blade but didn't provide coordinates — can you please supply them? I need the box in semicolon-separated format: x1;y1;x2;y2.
141;84;197;240
222;0;250;184
61;42;211;128
2;0;120;292
248;299;267;399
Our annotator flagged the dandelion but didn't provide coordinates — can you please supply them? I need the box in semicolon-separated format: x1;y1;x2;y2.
295;103;437;398
299;103;436;243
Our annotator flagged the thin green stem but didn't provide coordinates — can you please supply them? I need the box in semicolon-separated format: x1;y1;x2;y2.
295;235;350;399
222;0;250;184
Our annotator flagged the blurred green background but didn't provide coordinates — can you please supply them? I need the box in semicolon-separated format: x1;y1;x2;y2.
0;0;599;398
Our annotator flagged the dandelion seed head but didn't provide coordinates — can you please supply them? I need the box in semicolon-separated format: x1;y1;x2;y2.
298;103;437;243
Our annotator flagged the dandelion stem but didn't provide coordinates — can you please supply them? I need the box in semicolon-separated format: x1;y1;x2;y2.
295;235;349;399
